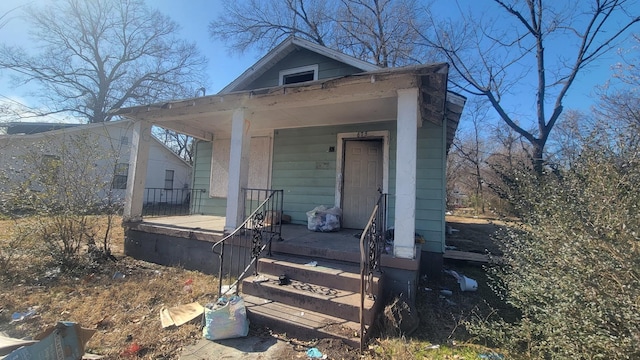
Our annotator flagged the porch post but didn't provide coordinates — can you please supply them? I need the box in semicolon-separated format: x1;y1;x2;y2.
123;120;152;222
393;88;419;259
224;108;251;232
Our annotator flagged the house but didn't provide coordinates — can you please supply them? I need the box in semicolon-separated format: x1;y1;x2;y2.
0;120;192;209
115;37;465;345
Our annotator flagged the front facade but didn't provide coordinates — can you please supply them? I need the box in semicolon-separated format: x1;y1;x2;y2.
118;36;464;282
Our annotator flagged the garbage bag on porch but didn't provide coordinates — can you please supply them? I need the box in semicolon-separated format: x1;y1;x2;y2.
306;205;342;232
202;295;249;341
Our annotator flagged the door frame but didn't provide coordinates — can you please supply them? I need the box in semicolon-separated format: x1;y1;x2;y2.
335;130;389;209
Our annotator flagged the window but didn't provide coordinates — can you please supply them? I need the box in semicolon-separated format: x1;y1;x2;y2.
279;65;318;85
112;163;129;189
164;170;174;190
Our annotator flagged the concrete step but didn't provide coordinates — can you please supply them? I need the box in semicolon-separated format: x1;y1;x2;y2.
243;294;364;348
257;254;380;294
242;274;376;325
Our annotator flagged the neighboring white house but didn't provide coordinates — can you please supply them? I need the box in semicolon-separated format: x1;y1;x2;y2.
0;120;192;206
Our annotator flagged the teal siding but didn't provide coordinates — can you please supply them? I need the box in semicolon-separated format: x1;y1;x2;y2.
191;120;447;254
192;140;226;216
242;49;364;90
415;122;445;252
272;122;396;225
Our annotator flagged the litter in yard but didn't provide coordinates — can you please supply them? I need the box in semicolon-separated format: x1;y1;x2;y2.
305;347;327;359
202;295;249;341
479;352;505;360
112;271;126;280
160;302;204;328
305;261;318;267
10;307;37;323
425;344;440;350
2;322;96;360
120;342;141;357
439;289;452;296
444;269;478;292
183;278;193;293
278;274;290;285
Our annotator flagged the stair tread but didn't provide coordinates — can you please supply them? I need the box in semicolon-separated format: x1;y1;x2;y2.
242;294;363;341
244;274;375;308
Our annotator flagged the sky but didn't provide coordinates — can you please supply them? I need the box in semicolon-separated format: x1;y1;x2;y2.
0;0;636;126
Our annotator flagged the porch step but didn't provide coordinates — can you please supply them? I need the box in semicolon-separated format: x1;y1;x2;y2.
257;254;380;294
242;274;376;324
243;294;362;348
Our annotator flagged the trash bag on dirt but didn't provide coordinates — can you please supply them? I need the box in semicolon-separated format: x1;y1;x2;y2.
306;205;342;232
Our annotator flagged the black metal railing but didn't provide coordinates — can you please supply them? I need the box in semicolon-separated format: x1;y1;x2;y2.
142;187;205;217
212;188;283;297
359;193;387;352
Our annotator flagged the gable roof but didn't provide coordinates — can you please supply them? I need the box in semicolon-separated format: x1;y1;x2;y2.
219;36;380;94
1;122;81;135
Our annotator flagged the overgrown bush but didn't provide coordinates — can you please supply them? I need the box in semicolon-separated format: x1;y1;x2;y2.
0;132;124;275
469;129;640;358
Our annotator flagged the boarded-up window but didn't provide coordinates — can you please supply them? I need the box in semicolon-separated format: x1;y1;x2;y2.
209;136;271;197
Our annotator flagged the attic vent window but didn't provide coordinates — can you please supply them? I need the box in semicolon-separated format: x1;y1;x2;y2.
279;64;318;85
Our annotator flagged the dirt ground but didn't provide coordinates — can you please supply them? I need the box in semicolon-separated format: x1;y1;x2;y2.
0;214;502;359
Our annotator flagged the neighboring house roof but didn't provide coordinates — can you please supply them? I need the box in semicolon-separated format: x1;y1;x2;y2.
1;122;81;135
219;36;381;94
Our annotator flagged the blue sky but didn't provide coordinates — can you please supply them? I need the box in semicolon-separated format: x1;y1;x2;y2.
0;0;635;125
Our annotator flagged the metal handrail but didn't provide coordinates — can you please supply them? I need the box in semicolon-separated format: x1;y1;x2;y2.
142;187;205;216
359;193;387;353
211;189;283;298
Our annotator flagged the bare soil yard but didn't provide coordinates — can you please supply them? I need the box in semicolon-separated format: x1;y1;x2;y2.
0;214;504;359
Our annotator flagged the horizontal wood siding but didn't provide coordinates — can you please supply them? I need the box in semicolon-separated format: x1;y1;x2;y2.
192;140;226;216
273;122;395;225
243;49;364;90
415;122;445;253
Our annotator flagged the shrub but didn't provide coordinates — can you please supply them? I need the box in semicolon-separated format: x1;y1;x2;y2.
469;133;640;359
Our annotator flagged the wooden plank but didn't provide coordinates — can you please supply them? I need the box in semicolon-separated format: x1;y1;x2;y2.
444;250;503;264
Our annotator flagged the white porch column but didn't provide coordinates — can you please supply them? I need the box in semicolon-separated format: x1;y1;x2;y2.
393;88;420;259
224;108;251;232
123;120;152;221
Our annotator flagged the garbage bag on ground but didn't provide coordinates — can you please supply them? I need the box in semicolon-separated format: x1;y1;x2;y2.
202;295;249;341
306;205;342;232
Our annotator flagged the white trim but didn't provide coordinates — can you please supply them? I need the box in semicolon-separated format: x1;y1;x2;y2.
278;64;319;86
394;88;419;259
334;130;389;209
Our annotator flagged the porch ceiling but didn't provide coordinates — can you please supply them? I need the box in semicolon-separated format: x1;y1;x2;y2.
114;63;453;140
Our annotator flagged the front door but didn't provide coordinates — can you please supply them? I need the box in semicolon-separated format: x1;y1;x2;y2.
342;139;383;229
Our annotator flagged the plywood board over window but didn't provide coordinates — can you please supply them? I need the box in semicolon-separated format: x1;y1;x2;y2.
209;136;272;198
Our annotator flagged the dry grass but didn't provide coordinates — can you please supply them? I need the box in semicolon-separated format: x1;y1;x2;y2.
0;216;218;359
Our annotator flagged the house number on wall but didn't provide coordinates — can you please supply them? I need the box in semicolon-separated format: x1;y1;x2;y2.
356;131;368;138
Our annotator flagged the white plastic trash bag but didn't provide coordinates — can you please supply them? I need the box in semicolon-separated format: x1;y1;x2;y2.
306;205;342;232
202;295;249;341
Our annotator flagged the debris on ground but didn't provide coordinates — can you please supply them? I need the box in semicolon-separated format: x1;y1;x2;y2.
160;302;204;328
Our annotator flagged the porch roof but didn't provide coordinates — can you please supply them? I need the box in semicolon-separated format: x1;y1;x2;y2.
113;63;464;151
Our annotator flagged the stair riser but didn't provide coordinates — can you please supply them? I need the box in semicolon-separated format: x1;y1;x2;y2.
257;261;380;294
242;281;375;325
246;309;360;348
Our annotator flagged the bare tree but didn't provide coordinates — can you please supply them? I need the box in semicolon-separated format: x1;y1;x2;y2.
423;0;640;172
449;98;492;214
0;0;207;123
209;0;430;67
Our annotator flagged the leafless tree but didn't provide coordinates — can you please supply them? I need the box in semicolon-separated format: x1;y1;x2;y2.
209;0;431;67
0;0;208;123
423;0;640;172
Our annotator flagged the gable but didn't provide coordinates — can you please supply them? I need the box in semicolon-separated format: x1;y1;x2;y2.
235;48;366;91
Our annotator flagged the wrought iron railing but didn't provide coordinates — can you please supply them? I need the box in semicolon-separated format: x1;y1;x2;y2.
142;188;205;217
359;192;387;352
212;188;283;297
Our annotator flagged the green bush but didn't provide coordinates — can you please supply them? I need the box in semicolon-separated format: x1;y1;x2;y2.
469;133;640;359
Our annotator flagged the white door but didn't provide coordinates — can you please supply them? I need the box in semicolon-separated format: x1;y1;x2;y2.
342;139;383;229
